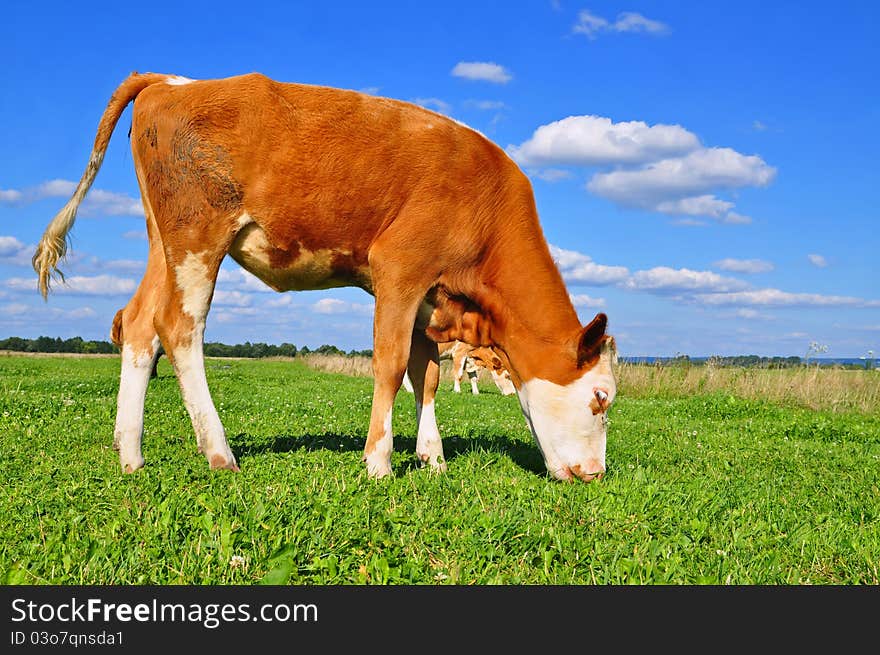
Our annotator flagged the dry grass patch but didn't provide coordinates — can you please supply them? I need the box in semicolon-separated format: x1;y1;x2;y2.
617;361;880;414
299;353;880;413
298;353;498;386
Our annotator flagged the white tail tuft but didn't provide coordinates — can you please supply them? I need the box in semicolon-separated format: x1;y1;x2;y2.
32;71;174;299
33;200;77;298
33;160;98;299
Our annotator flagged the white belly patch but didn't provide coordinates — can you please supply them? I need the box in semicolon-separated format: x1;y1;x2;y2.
228;221;370;292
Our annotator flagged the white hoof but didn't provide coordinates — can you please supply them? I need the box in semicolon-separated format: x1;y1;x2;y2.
364;452;393;478
119;453;145;473
205;446;240;472
416;438;447;473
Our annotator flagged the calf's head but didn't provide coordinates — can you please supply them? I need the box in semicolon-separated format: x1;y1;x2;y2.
468;346;516;396
514;313;618;482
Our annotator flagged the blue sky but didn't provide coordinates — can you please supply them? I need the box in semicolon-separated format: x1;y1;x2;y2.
1;1;877;357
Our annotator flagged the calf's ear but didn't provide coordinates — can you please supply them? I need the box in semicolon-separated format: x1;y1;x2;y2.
576;312;607;368
602;335;618;366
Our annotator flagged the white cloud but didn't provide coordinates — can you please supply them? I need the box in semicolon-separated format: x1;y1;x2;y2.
264;295;294;308
217;267;275;293
671;218;707;227
624;267;750;293
694;288;879;308
532;168;574;182
80;189;143;217
213;290;253;307
508;115;699;167
573;10;669;38
412;97;452;115
0;189;23;202
587;147;775;223
213;307;261;323
0;179;143;217
712;258;774;274
465;99;506;110
312;298;374;315
66;306;98;319
549;245;630;285
104;259;145;273
572;10;609;38
723;212;753;225
552;244;880;318
655;194;734;219
5;274;136;295
509;109;774;224
122;230;148;241
0;302;29;316
665;202;751;225
36;179;76;197
0;236;33;266
588;147;776;206
569;293;606;308
5;278;39;293
807;253;828;268
0;302;97;321
451;61;512;84
613;12;670;35
734;308;774;320
753;120;768;131
54;254;145;276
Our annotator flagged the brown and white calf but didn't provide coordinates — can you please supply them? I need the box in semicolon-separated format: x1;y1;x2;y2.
33;72;617;482
439;341;516;396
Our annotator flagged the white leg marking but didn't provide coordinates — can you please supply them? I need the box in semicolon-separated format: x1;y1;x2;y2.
365;408;394;478
114;338;159;472
470;375;480;395
175;337;238;470
415;400;446;472
175;251;214;322
172;251;236;469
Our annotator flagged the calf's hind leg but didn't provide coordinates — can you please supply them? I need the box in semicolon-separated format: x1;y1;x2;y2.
154;249;239;471
110;260;164;473
111;315;161;473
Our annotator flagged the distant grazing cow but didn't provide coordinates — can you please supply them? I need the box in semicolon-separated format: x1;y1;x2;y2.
438;341;515;396
33;72;617;482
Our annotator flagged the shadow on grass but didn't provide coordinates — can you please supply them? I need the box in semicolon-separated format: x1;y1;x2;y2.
233;431;546;477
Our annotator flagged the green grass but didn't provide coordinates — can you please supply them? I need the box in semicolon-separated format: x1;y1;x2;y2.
1;355;878;584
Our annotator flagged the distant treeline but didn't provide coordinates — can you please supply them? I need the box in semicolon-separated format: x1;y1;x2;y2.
0;336;119;354
642;354;806;368
0;336;373;359
625;354;873;370
0;336;871;369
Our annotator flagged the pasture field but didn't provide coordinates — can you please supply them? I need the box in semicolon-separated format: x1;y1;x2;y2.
1;354;879;584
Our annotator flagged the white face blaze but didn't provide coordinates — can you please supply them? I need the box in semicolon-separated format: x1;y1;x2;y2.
491;369;516;396
516;355;616;482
